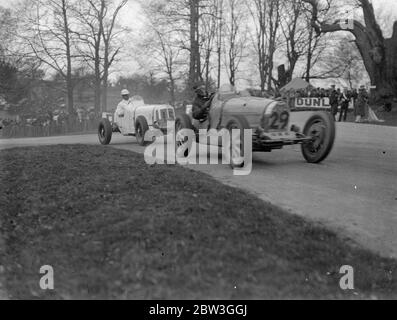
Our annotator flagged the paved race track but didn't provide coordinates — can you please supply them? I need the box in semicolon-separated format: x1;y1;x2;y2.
1;112;396;258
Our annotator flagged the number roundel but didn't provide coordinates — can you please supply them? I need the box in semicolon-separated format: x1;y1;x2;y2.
269;110;290;130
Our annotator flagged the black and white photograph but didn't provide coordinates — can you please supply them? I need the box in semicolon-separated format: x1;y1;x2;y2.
0;0;396;305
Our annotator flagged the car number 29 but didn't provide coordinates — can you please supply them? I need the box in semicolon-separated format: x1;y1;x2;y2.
269;111;289;130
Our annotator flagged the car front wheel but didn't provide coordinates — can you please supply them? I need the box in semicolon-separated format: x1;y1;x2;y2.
98;118;112;145
226;115;250;169
136;116;150;146
301;112;336;163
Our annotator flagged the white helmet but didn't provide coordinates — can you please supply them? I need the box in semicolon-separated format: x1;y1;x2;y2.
121;89;130;96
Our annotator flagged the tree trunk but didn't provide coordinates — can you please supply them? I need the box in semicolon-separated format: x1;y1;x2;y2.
383;26;397;96
266;0;279;91
61;0;74;115
66;80;74;115
305;26;313;83
94;74;101;113
189;0;202;90
258;5;266;93
102;40;109;113
228;0;235;86
95;0;105;113
169;75;176;106
101;78;108;112
303;0;397;97
217;0;223;88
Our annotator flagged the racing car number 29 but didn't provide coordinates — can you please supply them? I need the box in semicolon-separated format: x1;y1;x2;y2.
269;110;290;131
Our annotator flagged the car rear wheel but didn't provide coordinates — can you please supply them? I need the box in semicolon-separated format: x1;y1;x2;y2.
175;114;194;158
98;118;112;145
301;112;335;163
226;115;250;169
136;116;149;146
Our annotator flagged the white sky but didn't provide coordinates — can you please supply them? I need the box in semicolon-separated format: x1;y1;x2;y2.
0;0;395;9
2;0;396;20
1;0;397;84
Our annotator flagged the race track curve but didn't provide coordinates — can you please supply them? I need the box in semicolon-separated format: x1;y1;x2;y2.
1;112;396;258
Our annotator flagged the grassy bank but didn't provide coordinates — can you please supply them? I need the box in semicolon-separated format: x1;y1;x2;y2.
0;145;396;299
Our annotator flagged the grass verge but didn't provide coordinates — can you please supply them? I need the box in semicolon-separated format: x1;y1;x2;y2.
0;145;396;299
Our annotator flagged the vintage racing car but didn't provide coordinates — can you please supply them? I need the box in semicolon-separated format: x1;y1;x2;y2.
175;84;336;168
98;96;175;146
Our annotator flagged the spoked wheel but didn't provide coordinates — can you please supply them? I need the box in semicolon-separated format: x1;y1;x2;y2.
226;115;250;169
175;114;194;158
98;118;112;145
301;112;335;163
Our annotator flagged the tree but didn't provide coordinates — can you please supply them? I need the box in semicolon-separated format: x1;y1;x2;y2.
301;0;335;82
139;0;203;94
311;35;368;87
200;0;219;90
72;0;128;112
139;1;188;105
216;0;223;88
247;0;281;91
20;0;77;114
0;6;15;58
142;27;184;106
189;0;202;88
100;0;128;111
223;0;248;86
0;60;19;102
139;0;223;95
1;5;50;115
72;0;106;113
303;0;397;98
279;0;307;83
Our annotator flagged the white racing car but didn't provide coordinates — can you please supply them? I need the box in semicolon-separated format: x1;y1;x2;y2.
98;96;175;146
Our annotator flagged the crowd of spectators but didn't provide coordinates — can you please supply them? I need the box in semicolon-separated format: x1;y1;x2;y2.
283;84;389;123
0;106;101;138
284;86;359;100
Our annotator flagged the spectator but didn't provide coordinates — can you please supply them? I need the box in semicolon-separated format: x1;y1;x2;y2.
329;85;339;121
336;88;342;108
339;87;351;122
288;89;296;108
355;85;369;123
77;107;85;123
312;88;319;98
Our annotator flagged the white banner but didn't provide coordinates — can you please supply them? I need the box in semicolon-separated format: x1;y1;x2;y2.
294;98;354;110
295;98;330;108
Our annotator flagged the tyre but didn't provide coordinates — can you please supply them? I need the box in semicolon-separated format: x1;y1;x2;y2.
98;118;112;145
136;116;149;146
175;114;194;158
301;112;336;163
226;115;250;169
